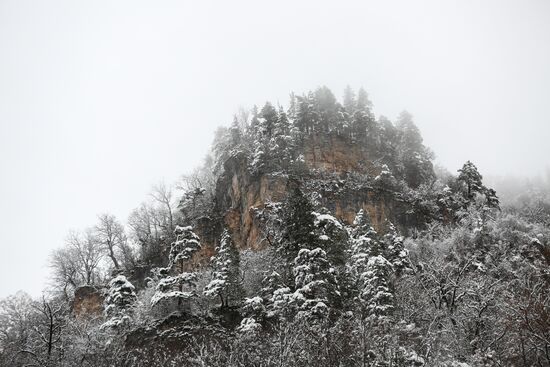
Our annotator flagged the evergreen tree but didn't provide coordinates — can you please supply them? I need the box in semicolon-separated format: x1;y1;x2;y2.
102;275;137;330
353;209;373;238
457;161;484;200
293;248;340;318
269;106;294;169
250;138;268;174
150;271;198;311
358;254;396;366
484;188;500;210
352;87;376;142
361;255;394;323
356;87;373;114
314;86;340;133
313;210;348;266
274;106;291;137
396;111;421;148
261;271;286;300
260;102;278;140
378;116;400;171
343;85;356;115
341;86;356;136
229;115;243;147
288;92;297;121
381;222;411;276
151;226;201;312
294;93;314;135
249;103;280;174
262;272;295;321
374;164;398;190
238;296;265;336
350;210;384;285
168;226;201;271
212;126;238;176
396;110;434;188
204;229;244;308
248;105;261;137
279;186;318;271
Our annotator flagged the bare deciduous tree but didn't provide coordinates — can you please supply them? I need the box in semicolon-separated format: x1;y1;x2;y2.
150;182;175;234
128;202;168;266
94;214;126;271
49;230;104;295
27;297;65;365
0;292;33;361
67;230;104;286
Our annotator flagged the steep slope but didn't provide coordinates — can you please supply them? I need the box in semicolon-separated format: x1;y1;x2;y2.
197;131;428;258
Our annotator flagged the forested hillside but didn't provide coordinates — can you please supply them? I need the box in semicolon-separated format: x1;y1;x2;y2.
1;87;549;367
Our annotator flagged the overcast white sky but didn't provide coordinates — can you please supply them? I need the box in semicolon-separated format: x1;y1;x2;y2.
1;0;549;298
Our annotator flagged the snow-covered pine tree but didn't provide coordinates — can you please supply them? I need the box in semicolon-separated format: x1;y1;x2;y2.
293;248;340;319
248;105;260;137
343;85;356;116
381;222;411;276
356;87;373;116
229;115;243;148
348;212;404;326
458;160;484;200
361;255;394;323
377;116;401;171
269;106;295;170
151;226;201;312
266;284;294;321
348;210;388;308
352;87;375;142
314;86;342;133
260;271;286;301
396;111;434;188
248;103;279;174
484;188;500;210
349;246;397;366
168;225;201;269
102;274;137;330
312;210;347;266
287;92;297;121
274;106;291;138
374;164;398;190
237;296;266;338
352;208;370;230
279;186;318;281
211;124;242;177
294;93;315;135
350;210;382;275
204;229;244;308
260;102;278;140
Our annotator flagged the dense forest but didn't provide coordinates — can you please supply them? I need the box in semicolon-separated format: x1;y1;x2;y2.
1;86;549;367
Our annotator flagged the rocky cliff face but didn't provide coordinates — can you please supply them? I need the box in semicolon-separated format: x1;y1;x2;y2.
303;133;376;174
72;286;104;318
312;181;421;232
193;133;421;256
214;153;288;251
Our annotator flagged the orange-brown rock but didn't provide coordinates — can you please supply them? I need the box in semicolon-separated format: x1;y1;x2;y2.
72;286;104;318
303;133;377;174
215;153;289;251
191;132;426;261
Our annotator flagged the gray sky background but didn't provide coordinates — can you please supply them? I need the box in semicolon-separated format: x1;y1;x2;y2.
1;0;549;298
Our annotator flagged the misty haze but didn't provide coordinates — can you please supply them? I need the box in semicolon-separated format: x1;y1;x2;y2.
1;1;549;366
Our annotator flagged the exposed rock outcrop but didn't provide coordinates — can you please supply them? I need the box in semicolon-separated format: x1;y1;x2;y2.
303;133;376;174
214;153;288;251
199;133;424;254
72;285;104;318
